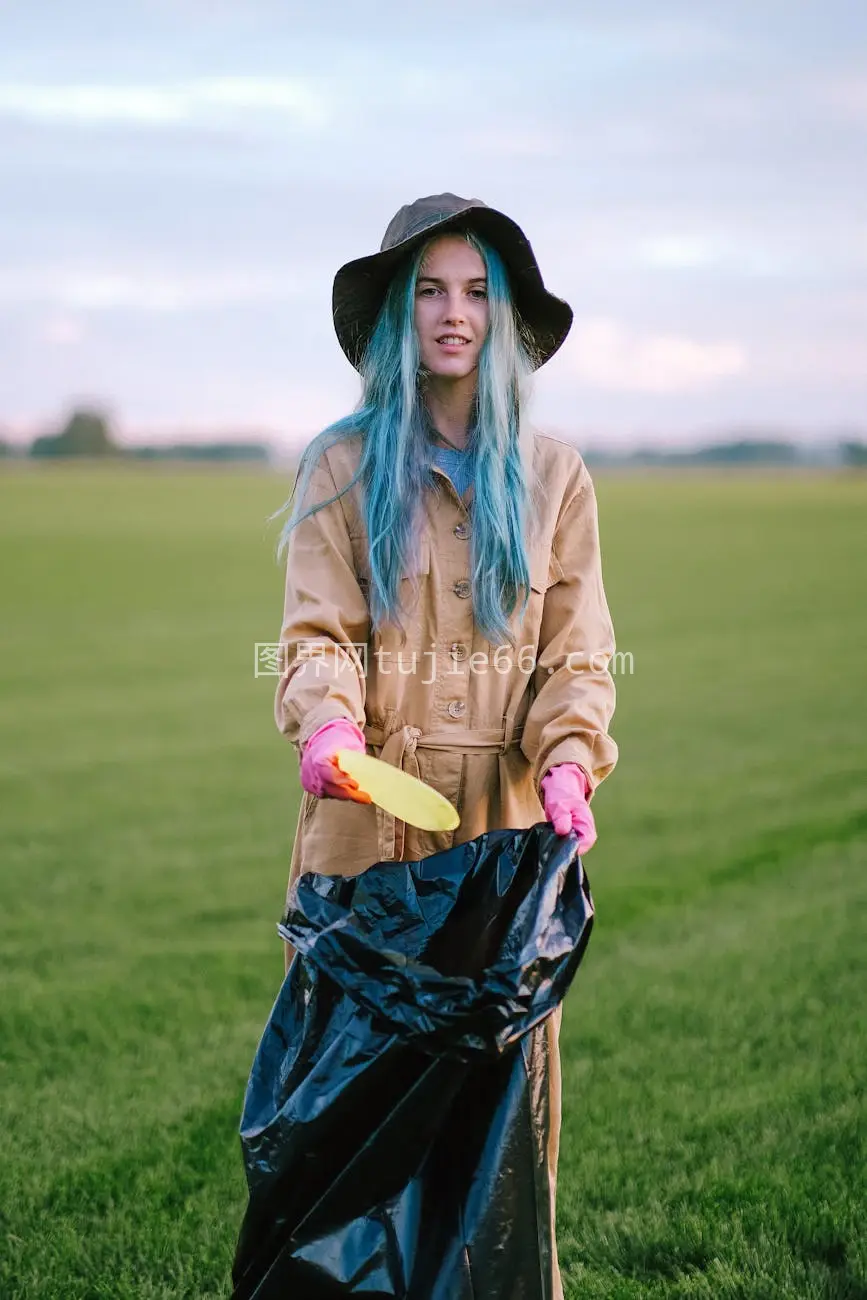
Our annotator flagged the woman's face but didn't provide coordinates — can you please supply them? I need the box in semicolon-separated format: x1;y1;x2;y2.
413;235;490;382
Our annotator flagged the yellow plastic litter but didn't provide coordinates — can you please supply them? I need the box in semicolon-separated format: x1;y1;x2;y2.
335;749;460;832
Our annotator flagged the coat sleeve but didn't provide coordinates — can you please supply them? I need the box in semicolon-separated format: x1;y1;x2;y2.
520;459;619;797
274;451;370;748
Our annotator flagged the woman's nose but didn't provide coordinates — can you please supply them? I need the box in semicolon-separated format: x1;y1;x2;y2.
443;295;465;323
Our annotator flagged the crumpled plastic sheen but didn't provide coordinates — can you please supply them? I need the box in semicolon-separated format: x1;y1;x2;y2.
231;822;594;1300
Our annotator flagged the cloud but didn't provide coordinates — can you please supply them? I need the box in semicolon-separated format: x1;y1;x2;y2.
568;318;747;393
636;235;726;270
0;77;331;128
462;127;565;160
0;267;305;311
820;75;867;125
632;233;805;278
41;316;86;345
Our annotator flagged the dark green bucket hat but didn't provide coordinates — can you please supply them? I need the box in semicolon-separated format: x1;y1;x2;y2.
332;192;573;372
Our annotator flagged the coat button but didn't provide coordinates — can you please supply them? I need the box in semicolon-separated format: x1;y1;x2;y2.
453;521;470;540
447;700;467;718
453;579;471;599
449;642;468;660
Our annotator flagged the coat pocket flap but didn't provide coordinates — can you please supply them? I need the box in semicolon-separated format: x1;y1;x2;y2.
529;548;563;594
352;534;431;587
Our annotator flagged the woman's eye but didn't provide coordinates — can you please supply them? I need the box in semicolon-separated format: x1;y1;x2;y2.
470;289;488;300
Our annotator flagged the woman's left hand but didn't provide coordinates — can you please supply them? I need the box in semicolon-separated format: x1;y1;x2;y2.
541;763;597;851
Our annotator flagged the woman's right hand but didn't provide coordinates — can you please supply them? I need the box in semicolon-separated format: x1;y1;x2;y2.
300;718;373;804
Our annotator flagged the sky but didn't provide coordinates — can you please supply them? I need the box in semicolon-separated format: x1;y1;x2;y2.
1;1;865;450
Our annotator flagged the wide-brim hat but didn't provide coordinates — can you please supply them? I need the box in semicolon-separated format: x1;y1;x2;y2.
332;192;573;372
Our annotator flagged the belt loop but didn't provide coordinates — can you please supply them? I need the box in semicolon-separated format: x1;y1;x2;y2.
501;706;525;754
376;804;395;863
377;724;422;861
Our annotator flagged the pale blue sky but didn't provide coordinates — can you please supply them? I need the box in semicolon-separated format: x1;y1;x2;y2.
1;1;865;448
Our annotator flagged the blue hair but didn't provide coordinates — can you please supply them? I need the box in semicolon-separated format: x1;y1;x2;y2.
273;231;536;646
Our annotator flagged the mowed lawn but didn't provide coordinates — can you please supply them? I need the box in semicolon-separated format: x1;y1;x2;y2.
0;464;864;1299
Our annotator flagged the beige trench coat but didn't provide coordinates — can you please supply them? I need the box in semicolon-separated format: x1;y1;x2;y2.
275;429;618;880
273;429;618;1300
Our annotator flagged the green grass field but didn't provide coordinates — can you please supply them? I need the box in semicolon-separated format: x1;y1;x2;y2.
1;464;864;1299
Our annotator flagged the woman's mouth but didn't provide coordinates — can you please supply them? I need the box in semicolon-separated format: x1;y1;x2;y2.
437;335;470;351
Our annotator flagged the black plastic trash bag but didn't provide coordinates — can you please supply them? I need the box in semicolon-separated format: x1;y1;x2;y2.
232;823;594;1300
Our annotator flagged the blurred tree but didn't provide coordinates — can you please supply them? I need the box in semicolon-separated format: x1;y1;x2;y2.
840;440;867;467
129;441;270;462
30;408;118;457
694;440;798;464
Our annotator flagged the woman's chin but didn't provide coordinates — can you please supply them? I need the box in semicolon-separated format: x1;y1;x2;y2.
423;357;479;383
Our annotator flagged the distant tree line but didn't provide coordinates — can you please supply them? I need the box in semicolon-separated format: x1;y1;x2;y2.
581;437;867;469
2;406;866;468
8;407;270;463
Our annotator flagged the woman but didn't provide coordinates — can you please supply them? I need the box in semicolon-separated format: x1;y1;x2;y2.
272;192;618;1297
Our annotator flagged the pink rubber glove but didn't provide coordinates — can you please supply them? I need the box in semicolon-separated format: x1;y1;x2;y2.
300;718;372;804
540;762;597;851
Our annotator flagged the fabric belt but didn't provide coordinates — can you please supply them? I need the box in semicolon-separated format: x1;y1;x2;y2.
362;721;524;861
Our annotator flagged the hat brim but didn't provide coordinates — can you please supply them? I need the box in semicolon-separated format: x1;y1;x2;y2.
332;204;573;372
